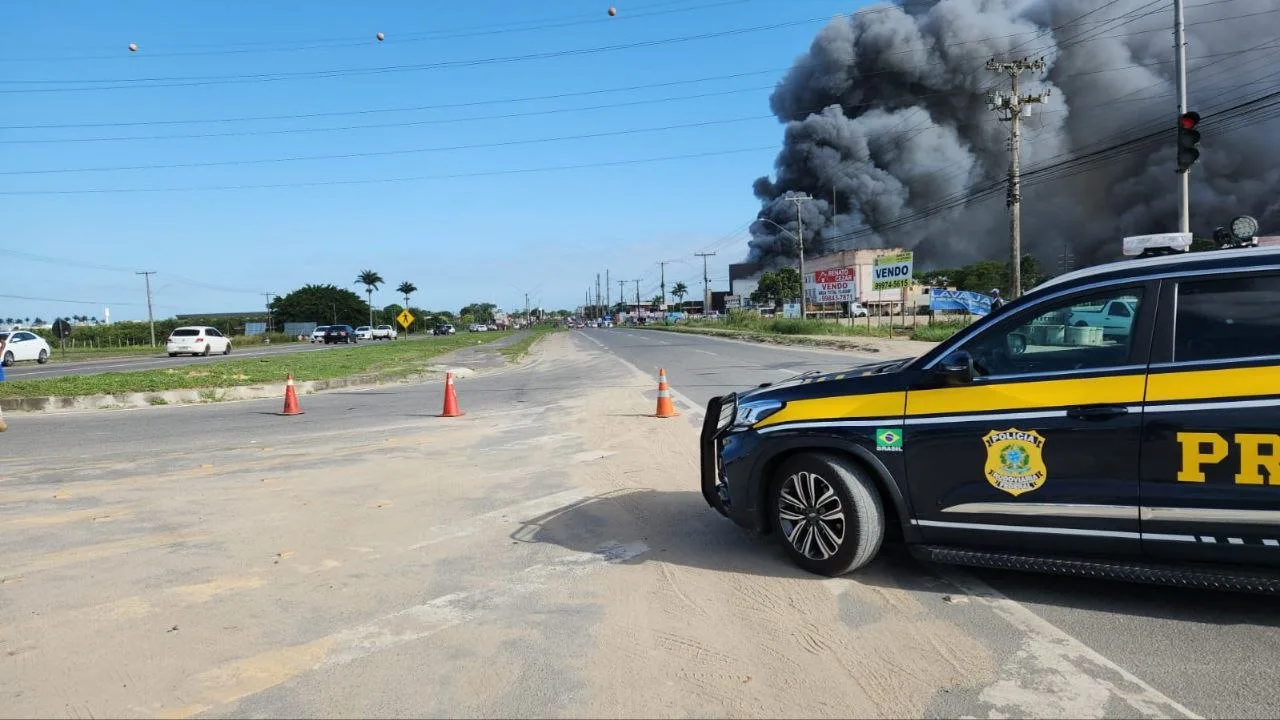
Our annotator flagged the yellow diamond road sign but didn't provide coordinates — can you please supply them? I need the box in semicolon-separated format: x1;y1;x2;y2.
396;309;415;330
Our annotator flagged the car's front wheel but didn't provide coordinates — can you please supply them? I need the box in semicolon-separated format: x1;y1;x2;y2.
770;452;884;576
202;345;211;357
1;351;12;367
37;349;49;364
223;344;231;355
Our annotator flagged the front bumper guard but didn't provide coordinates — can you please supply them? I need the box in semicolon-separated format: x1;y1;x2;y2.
699;393;734;516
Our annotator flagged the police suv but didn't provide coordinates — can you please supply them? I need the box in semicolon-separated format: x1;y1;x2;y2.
701;232;1280;592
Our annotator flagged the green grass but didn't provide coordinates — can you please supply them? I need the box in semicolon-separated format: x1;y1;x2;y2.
655;311;972;344
499;324;564;362
909;321;971;342
0;332;513;399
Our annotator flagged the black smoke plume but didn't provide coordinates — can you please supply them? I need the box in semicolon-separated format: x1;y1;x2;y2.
749;0;1280;270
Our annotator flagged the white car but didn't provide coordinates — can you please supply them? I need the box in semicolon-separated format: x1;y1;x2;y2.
849;302;870;317
355;325;375;340
0;331;51;366
166;326;232;357
310;326;330;343
372;324;398;340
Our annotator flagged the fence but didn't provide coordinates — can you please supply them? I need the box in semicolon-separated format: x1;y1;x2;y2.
284;322;316;339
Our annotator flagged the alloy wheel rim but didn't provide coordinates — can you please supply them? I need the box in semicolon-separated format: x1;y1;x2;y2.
778;470;846;560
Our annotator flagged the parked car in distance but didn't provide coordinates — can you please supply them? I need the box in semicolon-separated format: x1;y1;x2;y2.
0;331;51;366
166;326;231;357
310;326;330;343
849;302;870;317
468;323;488;333
433;324;456;336
355;325;374;340
372;324;398;340
323;325;358;344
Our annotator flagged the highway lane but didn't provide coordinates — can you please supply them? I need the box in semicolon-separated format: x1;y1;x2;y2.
4;333;443;381
2;329;1275;717
579;327;1280;720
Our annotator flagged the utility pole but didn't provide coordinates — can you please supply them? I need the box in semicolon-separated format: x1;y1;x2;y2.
1173;0;1190;233
694;252;716;315
617;280;626;313
136;271;157;347
595;273;602;320
262;292;274;333
633;279;641;311
987;57;1050;299
658;261;670;310
524;292;530;325
605;269;610;311
787;195;812;319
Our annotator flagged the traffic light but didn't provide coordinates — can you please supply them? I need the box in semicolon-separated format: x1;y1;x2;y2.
1176;111;1201;173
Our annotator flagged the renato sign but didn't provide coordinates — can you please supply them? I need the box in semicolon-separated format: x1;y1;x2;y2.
805;267;857;303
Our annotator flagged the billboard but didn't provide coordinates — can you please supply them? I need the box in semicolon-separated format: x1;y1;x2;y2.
805;267;857;303
929;289;993;316
872;251;914;290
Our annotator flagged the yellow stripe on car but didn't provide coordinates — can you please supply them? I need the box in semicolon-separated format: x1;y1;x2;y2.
906;373;1146;416
753;391;907;428
1146;365;1280;403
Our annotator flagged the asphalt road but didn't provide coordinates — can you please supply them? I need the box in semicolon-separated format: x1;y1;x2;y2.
582;327;1280;720
4;333;442;381
2;328;1275;718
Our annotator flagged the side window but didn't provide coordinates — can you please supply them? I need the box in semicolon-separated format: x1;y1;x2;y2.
206;328;223;338
962;287;1145;377
1175;273;1280;362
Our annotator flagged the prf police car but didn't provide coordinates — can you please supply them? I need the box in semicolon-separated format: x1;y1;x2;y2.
700;231;1280;593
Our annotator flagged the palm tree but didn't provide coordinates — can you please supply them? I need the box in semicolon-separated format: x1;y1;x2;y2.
670;282;689;308
396;282;417;310
356;269;384;327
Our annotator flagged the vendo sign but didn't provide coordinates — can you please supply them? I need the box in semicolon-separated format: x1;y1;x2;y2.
872;251;914;291
805;267;856;303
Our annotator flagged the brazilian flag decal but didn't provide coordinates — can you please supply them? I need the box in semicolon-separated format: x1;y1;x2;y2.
875;428;903;452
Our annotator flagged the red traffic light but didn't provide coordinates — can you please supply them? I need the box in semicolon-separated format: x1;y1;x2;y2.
1179;111;1200;130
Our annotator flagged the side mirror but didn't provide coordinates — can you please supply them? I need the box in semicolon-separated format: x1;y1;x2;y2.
937;351;975;384
1007;332;1027;356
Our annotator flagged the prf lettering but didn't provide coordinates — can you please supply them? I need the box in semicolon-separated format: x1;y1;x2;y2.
1177;432;1280;485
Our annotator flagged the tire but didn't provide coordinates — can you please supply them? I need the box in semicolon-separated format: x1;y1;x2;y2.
769;452;885;576
223;344;231;355
202;346;211;357
1;352;11;367
169;353;177;357
1074;321;1088;327
37;349;49;364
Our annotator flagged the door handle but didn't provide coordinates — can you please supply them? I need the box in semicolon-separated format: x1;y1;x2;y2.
1066;405;1129;421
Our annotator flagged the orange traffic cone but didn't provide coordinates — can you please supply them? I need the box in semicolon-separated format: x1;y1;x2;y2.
653;368;679;418
440;371;464;417
281;373;303;416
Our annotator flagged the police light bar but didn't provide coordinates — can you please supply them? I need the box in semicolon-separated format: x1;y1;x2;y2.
1122;232;1192;257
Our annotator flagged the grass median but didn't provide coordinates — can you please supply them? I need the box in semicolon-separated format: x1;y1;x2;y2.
663;313;971;343
0;332;513;400
499;324;564;362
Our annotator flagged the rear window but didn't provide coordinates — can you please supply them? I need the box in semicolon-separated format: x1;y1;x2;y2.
171;329;200;337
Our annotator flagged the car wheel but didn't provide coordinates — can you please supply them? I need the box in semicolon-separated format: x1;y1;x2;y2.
223;344;231;355
202;346;211;356
1;352;12;367
770;452;884;577
37;349;49;364
169;353;177;357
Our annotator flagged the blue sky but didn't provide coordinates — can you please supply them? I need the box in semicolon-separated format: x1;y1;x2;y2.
0;0;858;321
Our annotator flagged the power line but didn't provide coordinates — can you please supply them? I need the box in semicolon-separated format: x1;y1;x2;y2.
0;114;774;176
5;0;766;63
0;16;835;92
0;145;778;196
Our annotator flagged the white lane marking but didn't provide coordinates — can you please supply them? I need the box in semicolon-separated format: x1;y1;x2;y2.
406;488;591;550
574;331;706;420
937;567;1202;719
693;349;718;357
320;541;648;667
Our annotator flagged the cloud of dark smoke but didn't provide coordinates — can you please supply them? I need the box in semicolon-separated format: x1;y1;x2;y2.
749;0;1280;270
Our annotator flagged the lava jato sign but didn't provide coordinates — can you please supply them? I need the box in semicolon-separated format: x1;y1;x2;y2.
872;252;914;291
805;267;857;303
